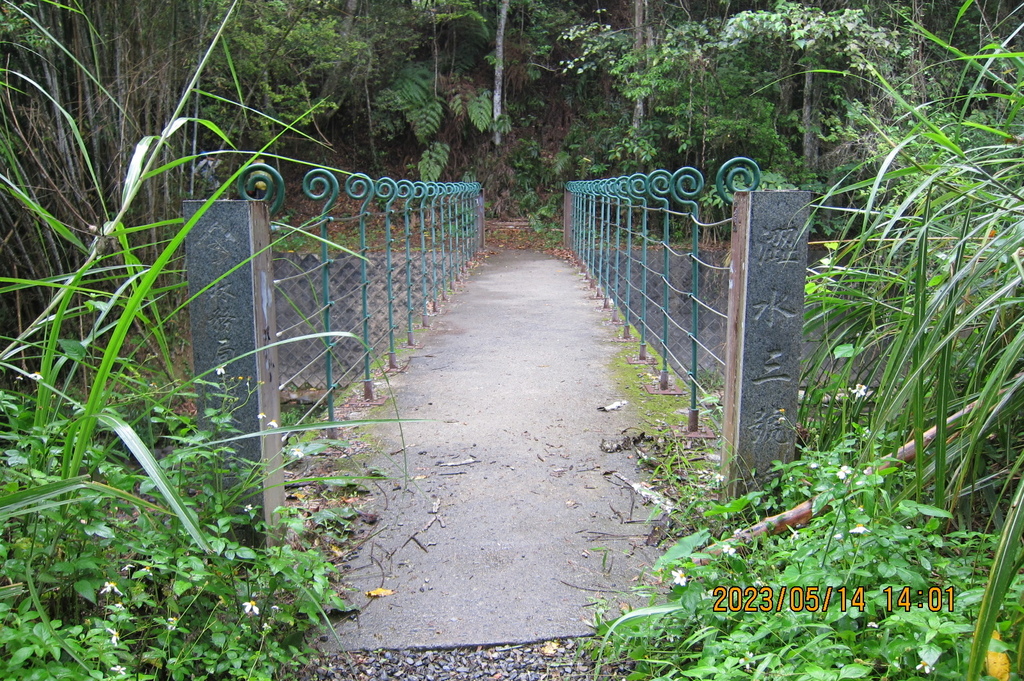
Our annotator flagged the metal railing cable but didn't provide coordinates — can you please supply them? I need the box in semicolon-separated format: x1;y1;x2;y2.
565;157;760;432
238;164;482;424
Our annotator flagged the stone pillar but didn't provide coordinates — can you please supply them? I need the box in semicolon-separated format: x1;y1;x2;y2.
722;191;811;496
563;190;573;249
184;200;284;534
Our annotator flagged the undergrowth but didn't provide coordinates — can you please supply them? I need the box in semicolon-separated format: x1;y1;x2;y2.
0;382;350;680
596;441;1009;680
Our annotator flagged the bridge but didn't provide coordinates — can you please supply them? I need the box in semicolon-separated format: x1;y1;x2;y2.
183;159;811;650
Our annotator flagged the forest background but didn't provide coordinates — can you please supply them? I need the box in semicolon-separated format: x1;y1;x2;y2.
2;0;1016;333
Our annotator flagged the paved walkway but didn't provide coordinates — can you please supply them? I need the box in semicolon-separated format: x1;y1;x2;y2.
332;248;657;650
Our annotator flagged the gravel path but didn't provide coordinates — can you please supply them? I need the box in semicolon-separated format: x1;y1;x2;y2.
299;638;634;680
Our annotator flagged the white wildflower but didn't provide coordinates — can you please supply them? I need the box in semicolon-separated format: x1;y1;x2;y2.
28;372;42;381
166;617;178;631
916;660;933;674
243;599;260;616
850;524;868;534
216;366;226;376
290;447;304;459
100;581;123;597
837;465;853;481
851;384;869;399
867;621;879;628
257;412;266;420
244;504;254;513
267;419;278;428
671;569;688;587
107;628;120;645
721;544;737;556
111;666;127;675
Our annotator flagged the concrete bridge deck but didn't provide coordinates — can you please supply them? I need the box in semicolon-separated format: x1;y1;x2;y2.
330;247;659;650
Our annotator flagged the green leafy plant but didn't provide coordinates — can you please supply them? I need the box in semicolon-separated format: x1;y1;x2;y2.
597;449;1006;680
0;384;348;680
597;5;1024;679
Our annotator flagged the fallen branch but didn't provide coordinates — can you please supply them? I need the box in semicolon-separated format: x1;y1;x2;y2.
613;472;677;514
437;457;479;467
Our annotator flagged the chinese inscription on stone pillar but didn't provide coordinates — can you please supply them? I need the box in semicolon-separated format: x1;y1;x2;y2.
184;200;283;531
722;191;811;495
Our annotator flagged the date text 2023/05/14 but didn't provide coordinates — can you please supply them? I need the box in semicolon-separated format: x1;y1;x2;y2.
710;585;956;613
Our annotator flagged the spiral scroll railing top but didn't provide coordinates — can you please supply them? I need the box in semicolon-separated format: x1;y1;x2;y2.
236;166;482;218
565;157;760;213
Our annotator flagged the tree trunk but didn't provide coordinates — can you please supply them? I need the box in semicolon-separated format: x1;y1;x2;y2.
492;0;510;145
631;0;645;132
315;0;359;124
801;69;818;172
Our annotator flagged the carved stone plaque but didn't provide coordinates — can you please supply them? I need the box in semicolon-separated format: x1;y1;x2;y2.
723;191;811;495
184;200;283;532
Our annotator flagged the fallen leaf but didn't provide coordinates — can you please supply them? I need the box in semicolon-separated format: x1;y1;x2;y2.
365;588;395;598
540;641;560;657
987;630;1010;681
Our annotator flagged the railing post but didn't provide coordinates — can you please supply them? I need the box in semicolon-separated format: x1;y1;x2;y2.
399;180;417;348
647;170;673;391
184;198;283;538
416;182;431;328
342;174;377;402
622;184;634;340
627;174;650;362
377;178;400;371
563;189;572;249
610;183;623;324
668;166;705;432
477;186;486;251
722;190;811;496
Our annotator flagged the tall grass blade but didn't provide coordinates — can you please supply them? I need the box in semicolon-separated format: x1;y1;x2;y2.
97;413;210;552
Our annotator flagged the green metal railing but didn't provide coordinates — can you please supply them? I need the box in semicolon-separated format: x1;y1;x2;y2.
239;163;482;424
565;158;760;432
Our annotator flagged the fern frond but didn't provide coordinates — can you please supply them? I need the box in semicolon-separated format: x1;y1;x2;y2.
418;141;450;182
449;91;466;118
409;98;444;142
468;90;492;133
381;63;445;142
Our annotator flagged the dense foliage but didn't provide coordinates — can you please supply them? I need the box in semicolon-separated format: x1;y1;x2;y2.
599;8;1024;680
0;0;1011;332
2;1;1023;679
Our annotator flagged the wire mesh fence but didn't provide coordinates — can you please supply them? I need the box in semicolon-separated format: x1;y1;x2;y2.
239;164;483;422
565;158;761;432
